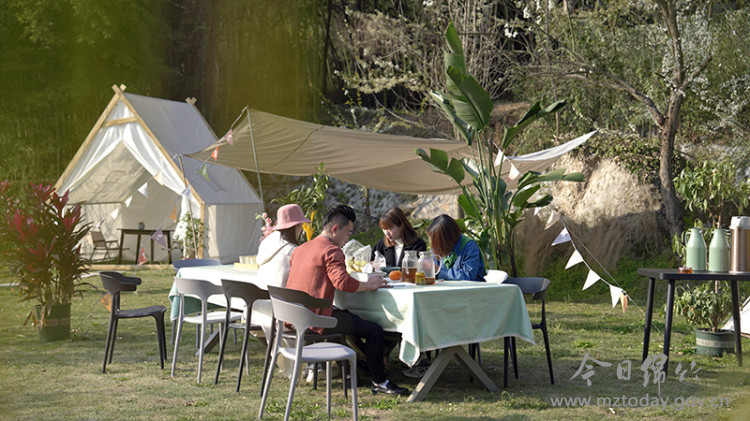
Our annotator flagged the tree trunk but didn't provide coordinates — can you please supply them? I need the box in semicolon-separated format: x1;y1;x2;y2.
659;103;684;236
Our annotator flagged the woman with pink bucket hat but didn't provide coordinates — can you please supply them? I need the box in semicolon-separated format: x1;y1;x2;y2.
256;204;310;288
251;204;311;378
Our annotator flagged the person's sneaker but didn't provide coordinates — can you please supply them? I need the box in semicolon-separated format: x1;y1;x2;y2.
402;365;429;379
371;380;409;396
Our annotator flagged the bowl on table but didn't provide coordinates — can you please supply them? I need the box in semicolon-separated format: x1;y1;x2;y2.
379;266;401;274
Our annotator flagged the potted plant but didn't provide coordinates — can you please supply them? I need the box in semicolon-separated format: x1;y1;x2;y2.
0;182;91;342
674;281;734;356
174;212;205;259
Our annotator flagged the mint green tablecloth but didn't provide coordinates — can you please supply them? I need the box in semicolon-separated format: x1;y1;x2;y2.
334;280;535;367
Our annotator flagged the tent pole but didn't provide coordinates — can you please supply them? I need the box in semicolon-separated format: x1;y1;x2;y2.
245;107;265;208
177;154;199;258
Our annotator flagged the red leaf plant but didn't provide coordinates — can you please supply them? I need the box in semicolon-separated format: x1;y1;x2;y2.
0;182;92;325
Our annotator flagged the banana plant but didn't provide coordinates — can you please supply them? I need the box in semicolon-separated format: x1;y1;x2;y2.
416;22;584;276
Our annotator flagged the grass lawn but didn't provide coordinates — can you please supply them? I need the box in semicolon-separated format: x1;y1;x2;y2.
1;266;749;420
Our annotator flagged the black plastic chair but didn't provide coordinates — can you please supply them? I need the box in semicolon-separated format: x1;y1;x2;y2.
100;271;167;373
266;286;348;396
214;279;270;392
503;277;554;385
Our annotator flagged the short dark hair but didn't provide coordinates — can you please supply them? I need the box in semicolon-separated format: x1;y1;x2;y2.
427;214;461;257
323;204;356;229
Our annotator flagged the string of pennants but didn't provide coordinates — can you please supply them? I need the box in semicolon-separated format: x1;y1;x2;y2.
544;209;632;313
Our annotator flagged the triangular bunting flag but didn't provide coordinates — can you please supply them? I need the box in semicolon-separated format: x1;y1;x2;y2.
226;129;234;146
551;228;571;246
95;218;105;229
545;212;560;230
169;205;178;222
508;161;521;180
151;228;167;248
583;269;600;290
533;207;541;216
153;170;164;185
110;208;119;220
609;285;624;308
621;293;628;313
124;195;133;207
211;146;219;161
181;187;191;197
565;250;585;269
100;293;112;312
137;245;148;266
199;164;210;182
138;182;148;198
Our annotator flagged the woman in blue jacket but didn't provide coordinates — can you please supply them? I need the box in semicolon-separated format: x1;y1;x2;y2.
427;214;485;282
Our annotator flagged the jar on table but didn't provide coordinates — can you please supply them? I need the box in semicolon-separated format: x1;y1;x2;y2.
401;250;418;283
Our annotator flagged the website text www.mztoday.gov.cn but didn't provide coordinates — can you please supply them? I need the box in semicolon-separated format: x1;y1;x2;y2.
549;393;730;411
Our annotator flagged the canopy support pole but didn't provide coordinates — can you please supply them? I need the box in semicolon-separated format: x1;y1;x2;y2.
245;107;265;208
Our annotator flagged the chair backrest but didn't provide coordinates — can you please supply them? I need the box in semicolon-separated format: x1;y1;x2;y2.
503;277;551;301
267;285;331;309
100;271;141;294
90;230;107;245
173;277;224;303
220;279;269;308
173;259;221;274
269;295;337;335
485;270;509;284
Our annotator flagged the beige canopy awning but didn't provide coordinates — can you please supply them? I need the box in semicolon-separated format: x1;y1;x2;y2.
188;109;595;194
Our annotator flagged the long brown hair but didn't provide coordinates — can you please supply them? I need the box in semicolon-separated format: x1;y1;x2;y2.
379;207;419;247
427;214;461;257
278;226;300;246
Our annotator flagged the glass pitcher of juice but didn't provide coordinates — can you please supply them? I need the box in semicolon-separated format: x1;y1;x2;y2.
401;250;418;283
418;250;442;285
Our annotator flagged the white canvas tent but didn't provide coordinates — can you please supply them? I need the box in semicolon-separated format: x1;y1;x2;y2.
55;86;264;263
188;108;596;194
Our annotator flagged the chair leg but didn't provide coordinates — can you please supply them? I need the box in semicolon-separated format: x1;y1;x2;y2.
197;322;210;383
108;318;119;364
326;361;332;418
511;337;518;379
503;337;509;387
284;357;302;421
349;356;358;421
102;315;116;373
214;317;232;385
541;323;554;385
171;318;185;377
313;362;319;390
236;325;251;392
259;339;280;418
260;323;275;397
155;313;166;369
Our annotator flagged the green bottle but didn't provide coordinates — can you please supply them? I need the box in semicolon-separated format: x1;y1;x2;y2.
682;228;706;271
708;228;730;272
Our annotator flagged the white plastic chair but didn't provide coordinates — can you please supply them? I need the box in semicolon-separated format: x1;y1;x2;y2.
259;295;358;421
171;277;242;383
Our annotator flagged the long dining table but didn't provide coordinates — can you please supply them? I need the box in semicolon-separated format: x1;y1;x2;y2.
335;280;534;402
169;265;535;401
